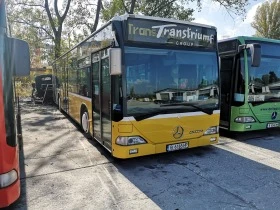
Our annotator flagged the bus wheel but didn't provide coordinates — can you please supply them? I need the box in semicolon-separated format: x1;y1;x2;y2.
81;109;91;138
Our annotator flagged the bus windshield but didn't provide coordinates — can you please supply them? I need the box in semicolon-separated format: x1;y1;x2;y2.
124;47;219;117
246;42;280;103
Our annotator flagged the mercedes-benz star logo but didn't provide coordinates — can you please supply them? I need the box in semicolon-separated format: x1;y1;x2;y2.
271;112;278;120
173;126;184;139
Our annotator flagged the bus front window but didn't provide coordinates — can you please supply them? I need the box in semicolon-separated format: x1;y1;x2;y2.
124;47;219;118
246;43;280;103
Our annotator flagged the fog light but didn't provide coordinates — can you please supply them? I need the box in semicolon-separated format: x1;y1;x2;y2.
235;116;255;123
210;137;217;142
245;125;252;129
129;149;138;154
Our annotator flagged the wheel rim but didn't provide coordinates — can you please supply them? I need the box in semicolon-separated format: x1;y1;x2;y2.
82;112;89;133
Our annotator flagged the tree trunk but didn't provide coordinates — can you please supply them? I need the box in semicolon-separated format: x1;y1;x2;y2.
129;0;136;14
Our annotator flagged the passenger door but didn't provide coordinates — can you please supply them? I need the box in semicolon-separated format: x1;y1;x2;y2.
100;50;111;150
92;53;102;143
92;50;112;151
220;56;235;128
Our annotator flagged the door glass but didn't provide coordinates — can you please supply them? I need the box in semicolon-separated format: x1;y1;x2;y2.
92;59;101;140
101;55;111;148
78;67;91;97
220;57;234;122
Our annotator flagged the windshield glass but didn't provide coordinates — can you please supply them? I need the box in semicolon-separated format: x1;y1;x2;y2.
246;42;280;102
124;47;219;117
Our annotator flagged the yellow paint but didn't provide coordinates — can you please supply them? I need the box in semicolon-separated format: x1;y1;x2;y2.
111;113;220;159
60;90;219;159
67;92;93;135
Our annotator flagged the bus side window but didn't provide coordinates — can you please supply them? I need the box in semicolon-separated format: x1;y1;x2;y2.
235;58;245;94
79;68;91;97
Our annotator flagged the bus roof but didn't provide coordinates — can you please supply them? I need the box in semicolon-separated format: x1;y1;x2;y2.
54;14;217;62
111;14;217;30
219;36;280;44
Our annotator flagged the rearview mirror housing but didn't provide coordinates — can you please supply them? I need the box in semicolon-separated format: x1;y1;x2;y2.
238;43;261;67
9;37;30;76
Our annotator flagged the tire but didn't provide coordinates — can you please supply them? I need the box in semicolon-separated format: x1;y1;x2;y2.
81;109;91;138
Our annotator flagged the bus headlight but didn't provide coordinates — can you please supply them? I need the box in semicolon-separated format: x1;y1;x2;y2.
234;116;256;123
204;126;219;135
116;136;147;146
0;169;18;188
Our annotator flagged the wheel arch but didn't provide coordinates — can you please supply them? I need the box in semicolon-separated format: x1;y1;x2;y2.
80;103;88;120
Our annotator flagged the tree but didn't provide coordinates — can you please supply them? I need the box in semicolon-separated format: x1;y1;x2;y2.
251;0;280;39
102;0;194;22
102;0;250;22
7;0;72;59
7;0;103;60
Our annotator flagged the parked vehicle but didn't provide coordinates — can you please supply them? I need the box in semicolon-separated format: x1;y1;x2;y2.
32;74;57;104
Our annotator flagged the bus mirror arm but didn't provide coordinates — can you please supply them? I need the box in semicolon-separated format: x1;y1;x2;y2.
238;43;261;67
16;97;23;151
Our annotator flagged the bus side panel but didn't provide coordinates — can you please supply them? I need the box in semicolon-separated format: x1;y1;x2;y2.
68;93;92;133
0;67;20;208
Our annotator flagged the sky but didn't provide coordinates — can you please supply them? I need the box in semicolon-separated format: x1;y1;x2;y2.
191;0;267;40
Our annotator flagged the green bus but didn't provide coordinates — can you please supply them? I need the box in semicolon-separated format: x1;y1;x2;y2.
219;36;280;131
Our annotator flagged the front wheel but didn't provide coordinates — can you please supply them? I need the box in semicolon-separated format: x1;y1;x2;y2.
81;110;91;139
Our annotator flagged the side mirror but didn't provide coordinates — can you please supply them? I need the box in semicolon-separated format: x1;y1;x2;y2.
238;43;261;67
248;43;261;67
9;37;30;76
109;48;122;75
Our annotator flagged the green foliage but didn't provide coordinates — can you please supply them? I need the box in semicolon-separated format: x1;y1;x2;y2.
6;0;98;61
103;0;250;22
103;0;126;21
138;0;194;21
102;0;194;21
251;0;280;39
15;77;33;97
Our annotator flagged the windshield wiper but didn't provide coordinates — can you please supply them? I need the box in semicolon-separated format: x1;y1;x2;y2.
160;103;214;115
132;103;215;121
133;109;175;121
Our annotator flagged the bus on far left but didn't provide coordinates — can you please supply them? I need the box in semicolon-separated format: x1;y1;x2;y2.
0;0;30;208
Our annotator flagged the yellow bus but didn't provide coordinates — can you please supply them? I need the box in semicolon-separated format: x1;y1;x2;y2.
53;15;220;159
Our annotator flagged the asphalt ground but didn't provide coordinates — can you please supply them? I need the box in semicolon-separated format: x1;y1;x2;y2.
6;103;280;210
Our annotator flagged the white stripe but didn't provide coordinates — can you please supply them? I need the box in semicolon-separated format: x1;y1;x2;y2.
215;138;280;171
68;92;92;102
121;110;220;121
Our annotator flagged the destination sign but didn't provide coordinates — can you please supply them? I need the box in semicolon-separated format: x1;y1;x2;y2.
218;40;238;53
127;18;217;49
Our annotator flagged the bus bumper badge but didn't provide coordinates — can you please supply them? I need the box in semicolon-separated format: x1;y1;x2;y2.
173;126;184;139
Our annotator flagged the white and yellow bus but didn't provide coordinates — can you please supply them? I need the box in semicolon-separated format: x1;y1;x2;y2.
53;15;220;159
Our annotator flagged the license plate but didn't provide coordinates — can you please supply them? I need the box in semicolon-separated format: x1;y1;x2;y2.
267;123;279;128
166;142;189;152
